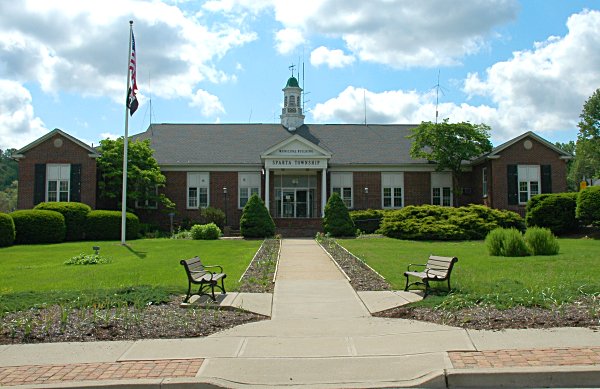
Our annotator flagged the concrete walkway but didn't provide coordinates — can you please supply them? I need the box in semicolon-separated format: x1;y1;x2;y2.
1;238;600;388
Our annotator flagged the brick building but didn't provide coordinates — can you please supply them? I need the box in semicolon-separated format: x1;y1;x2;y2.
13;76;572;235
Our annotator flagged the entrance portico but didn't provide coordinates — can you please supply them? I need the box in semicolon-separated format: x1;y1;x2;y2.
261;134;332;219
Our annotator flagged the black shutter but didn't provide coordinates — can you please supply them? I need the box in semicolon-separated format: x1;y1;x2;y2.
34;164;46;205
541;165;552;194
70;164;82;202
507;164;518;205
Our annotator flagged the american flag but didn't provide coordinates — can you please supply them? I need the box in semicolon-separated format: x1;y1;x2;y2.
127;30;138;115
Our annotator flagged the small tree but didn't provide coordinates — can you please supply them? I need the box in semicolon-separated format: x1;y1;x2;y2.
409;119;493;206
570;89;600;184
97;137;172;210
240;194;275;238
576;186;600;227
323;192;355;237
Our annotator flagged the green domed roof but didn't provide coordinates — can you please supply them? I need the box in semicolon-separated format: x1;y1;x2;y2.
285;76;300;88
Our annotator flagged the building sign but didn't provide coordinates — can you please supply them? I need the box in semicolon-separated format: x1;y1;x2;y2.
265;158;327;169
272;140;318;156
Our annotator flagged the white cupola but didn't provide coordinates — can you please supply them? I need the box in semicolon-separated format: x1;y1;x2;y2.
280;75;305;131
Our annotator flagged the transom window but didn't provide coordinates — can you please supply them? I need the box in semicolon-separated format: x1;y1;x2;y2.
331;172;353;209
518;165;540;204
187;172;209;209
382;173;404;208
47;164;70;202
239;172;261;208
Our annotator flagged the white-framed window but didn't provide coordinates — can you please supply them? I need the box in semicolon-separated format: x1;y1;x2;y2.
135;186;158;209
381;173;404;208
47;164;70;202
331;172;353;209
482;167;488;197
187;172;209;209
431;172;452;206
239;172;261;208
518;165;540;204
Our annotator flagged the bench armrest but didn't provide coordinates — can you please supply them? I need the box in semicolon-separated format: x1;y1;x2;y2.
203;264;224;273
407;263;426;271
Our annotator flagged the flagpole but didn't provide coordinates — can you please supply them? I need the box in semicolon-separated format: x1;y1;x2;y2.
121;20;133;245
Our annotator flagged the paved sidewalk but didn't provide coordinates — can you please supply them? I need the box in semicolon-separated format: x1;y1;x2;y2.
1;238;599;388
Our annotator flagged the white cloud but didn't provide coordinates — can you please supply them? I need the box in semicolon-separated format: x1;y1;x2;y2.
0;79;47;149
189;89;226;116
275;28;304;55
0;0;256;105
99;132;120;140
310;46;355;68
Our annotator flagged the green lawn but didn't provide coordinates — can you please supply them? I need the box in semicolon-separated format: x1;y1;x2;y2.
338;237;600;309
0;239;262;312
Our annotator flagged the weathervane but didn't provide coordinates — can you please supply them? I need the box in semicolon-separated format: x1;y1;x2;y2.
289;64;296;77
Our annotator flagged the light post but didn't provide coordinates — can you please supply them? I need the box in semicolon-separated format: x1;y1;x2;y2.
223;187;228;227
364;187;369;209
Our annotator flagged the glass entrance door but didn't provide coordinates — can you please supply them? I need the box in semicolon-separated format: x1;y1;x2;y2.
274;174;317;218
282;191;295;218
296;190;308;218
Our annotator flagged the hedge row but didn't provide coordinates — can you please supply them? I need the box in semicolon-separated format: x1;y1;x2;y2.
378;204;524;241
0;204;140;246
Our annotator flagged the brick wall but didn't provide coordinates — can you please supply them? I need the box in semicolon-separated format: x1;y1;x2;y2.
353;172;381;209
404;172;430;206
489;136;568;214
17;133;97;209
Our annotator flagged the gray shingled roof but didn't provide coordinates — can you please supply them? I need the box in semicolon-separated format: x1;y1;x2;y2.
133;123;429;166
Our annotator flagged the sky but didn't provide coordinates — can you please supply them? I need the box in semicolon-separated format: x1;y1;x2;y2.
1;0;600;151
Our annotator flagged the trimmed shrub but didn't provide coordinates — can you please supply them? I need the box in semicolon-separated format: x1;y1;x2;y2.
201;207;226;229
525;193;578;234
190;223;222;240
240;194;275;238
65;253;111;265
379;204;524;240
84;210;140;241
11;210;66;244
34;202;92;241
576;186;600;227
0;212;15;247
485;227;529;257
524;227;560;255
350;209;384;234
323;192;356;237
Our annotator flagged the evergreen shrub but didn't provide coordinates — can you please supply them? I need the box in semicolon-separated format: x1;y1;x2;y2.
350;209;384;234
0;212;15;247
576;186;600;227
201;207;226;229
190;223;222;240
485;227;530;257
525;193;578;234
323;192;356;237
240;194;275;238
485;228;506;256
524;227;560;255
84;210;140;241
34;202;92;241
379;204;524;240
11;210;66;244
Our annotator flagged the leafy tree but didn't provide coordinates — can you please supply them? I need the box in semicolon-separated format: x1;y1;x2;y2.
0;148;18;191
570;89;600;186
323;192;355;237
409;119;493;205
0;180;18;213
555;141;577;191
97;137;172;210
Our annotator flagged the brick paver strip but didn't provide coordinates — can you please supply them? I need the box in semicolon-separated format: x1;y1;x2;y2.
0;358;203;386
449;347;600;369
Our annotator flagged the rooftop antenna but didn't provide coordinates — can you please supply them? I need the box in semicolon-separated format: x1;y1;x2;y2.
432;69;447;125
249;107;252;123
363;89;367;126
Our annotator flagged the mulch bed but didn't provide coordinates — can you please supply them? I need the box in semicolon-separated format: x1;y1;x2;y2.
0;239;281;345
320;237;600;331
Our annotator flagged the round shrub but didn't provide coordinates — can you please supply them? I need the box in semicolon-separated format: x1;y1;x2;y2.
34;202;92;241
350;209;384;234
201;207;226;229
485;228;506;256
11;210;66;244
84;210;140;241
190;223;222;240
323;192;356;237
525;193;578;234
0;212;15;247
240;194;275;238
576;186;600;227
524;227;560;255
502;228;530;257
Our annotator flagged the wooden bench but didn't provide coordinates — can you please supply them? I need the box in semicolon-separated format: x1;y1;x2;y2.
180;257;227;302
404;255;458;296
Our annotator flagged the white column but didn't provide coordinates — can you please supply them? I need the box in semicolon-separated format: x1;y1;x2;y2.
321;167;327;217
265;167;270;215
